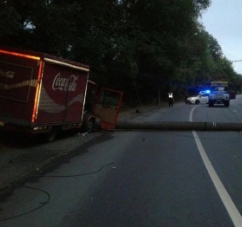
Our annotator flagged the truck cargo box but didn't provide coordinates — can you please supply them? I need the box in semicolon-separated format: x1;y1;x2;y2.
0;47;89;133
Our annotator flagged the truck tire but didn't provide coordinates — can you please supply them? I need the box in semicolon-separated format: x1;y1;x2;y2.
82;118;95;133
225;100;230;107
44;127;58;143
208;100;213;107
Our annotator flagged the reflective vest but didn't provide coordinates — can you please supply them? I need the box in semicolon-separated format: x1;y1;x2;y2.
168;93;173;98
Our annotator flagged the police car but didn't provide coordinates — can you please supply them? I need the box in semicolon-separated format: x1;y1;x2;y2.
186;90;210;104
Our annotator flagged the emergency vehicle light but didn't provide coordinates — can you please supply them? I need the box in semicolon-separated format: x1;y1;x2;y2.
0;49;40;60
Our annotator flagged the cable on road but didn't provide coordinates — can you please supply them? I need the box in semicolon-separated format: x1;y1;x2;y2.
0;162;114;223
0;185;50;222
32;162;115;178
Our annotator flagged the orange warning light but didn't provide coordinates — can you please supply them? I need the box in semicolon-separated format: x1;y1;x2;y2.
31;60;43;123
0;49;40;60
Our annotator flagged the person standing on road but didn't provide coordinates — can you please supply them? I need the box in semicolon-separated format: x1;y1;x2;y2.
168;92;174;107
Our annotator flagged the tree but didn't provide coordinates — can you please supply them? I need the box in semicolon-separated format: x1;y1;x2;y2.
8;0;242;105
0;0;22;42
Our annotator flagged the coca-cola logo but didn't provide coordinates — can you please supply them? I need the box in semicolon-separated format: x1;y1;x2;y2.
52;73;78;91
0;69;15;79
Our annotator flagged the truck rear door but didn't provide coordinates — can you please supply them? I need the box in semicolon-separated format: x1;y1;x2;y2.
93;88;123;130
0;49;41;127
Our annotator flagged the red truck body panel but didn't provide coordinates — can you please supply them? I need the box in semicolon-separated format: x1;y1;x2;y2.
0;47;89;131
36;61;88;124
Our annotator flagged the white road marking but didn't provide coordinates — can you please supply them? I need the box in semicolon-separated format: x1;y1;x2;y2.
190;106;242;227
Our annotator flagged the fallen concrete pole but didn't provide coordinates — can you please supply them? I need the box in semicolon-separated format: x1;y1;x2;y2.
115;121;242;131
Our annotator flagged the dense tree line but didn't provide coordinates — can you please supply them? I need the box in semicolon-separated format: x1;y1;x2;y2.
0;0;241;105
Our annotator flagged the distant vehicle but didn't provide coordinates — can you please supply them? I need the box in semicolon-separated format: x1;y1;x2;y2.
208;81;230;107
208;88;230;107
0;46;123;142
186;94;208;104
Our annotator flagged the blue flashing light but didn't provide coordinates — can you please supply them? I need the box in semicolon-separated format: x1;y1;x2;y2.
205;90;211;94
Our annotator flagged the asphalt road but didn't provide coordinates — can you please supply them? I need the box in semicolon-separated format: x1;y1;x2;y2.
1;96;242;226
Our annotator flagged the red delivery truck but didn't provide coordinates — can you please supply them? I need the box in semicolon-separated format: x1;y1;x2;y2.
0;46;123;142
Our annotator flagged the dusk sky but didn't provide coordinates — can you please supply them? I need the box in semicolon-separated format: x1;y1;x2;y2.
201;0;242;74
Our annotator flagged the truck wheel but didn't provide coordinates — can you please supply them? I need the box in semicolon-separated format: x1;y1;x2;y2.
195;100;200;105
225;100;230;107
208;101;213;107
44;127;58;143
82;119;95;133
